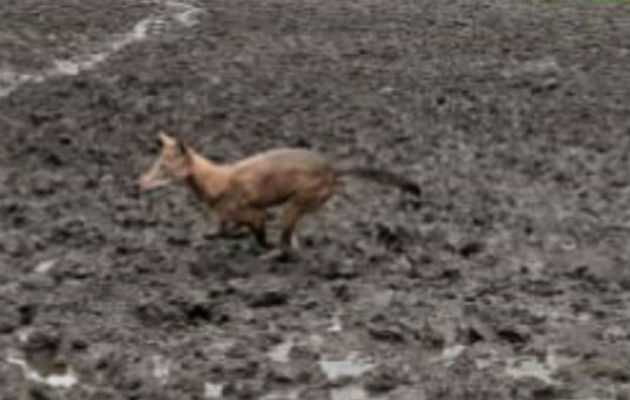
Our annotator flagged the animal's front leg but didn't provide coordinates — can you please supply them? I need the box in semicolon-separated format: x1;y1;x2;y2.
204;219;248;239
259;246;298;262
200;195;248;240
220;202;271;248
244;209;270;248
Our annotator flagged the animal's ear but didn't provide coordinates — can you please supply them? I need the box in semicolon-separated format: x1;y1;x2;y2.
178;140;194;162
158;131;176;146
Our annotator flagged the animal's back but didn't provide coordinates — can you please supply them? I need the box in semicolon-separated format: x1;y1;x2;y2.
233;148;327;169
231;148;335;207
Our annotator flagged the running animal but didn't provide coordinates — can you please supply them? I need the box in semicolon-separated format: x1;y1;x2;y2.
139;132;420;258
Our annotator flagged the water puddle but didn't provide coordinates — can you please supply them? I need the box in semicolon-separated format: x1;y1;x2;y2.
501;56;561;78
204;381;224;399
430;344;466;367
327;311;344;333
469;345;565;385
0;0;203;98
208;338;236;354
1;259;56;294
504;356;557;384
266;337;295;363
15;327;34;344
151;354;171;385
330;385;418;400
330;385;372;400
504;348;560;385
261;388;301;400
319;355;375;381
6;350;78;389
34;259;57;274
0;69;44;98
0;281;19;295
527;303;592;324
166;0;201;27
474;347;499;370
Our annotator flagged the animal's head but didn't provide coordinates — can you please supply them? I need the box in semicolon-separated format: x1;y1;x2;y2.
139;131;193;190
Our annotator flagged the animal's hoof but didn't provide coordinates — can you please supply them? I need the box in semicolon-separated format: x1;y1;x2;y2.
203;231;222;240
259;249;297;262
204;229;249;240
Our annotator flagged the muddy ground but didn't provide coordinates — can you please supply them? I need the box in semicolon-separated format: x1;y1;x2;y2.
1;0;629;399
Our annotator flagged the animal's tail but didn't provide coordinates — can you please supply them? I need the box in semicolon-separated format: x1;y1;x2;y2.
336;167;421;196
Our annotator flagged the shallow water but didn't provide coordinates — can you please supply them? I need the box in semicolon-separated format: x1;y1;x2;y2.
6;350;79;389
203;381;224;399
504;348;559;385
266;337;295;363
319;357;375;381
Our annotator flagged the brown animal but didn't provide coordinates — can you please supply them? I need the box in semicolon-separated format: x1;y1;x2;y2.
139;132;420;258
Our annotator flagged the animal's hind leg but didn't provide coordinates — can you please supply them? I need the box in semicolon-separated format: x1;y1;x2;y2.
259;202;310;261
256;204;299;261
281;179;335;252
280;196;329;251
280;202;303;251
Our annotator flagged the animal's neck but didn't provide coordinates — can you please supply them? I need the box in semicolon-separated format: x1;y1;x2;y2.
185;151;229;203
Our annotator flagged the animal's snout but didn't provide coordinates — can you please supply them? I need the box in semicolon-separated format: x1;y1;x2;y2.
138;172;171;191
139;175;151;190
139;174;159;190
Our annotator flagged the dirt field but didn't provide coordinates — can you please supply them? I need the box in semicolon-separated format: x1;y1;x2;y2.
1;0;629;399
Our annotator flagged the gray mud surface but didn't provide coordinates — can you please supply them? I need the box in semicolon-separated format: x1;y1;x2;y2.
1;1;629;399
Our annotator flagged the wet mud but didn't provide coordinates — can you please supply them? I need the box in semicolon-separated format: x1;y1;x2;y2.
1;0;629;399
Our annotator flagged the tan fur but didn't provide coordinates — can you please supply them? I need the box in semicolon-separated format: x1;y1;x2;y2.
140;132;418;254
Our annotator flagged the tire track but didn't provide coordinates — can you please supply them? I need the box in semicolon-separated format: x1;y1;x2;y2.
0;0;203;98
